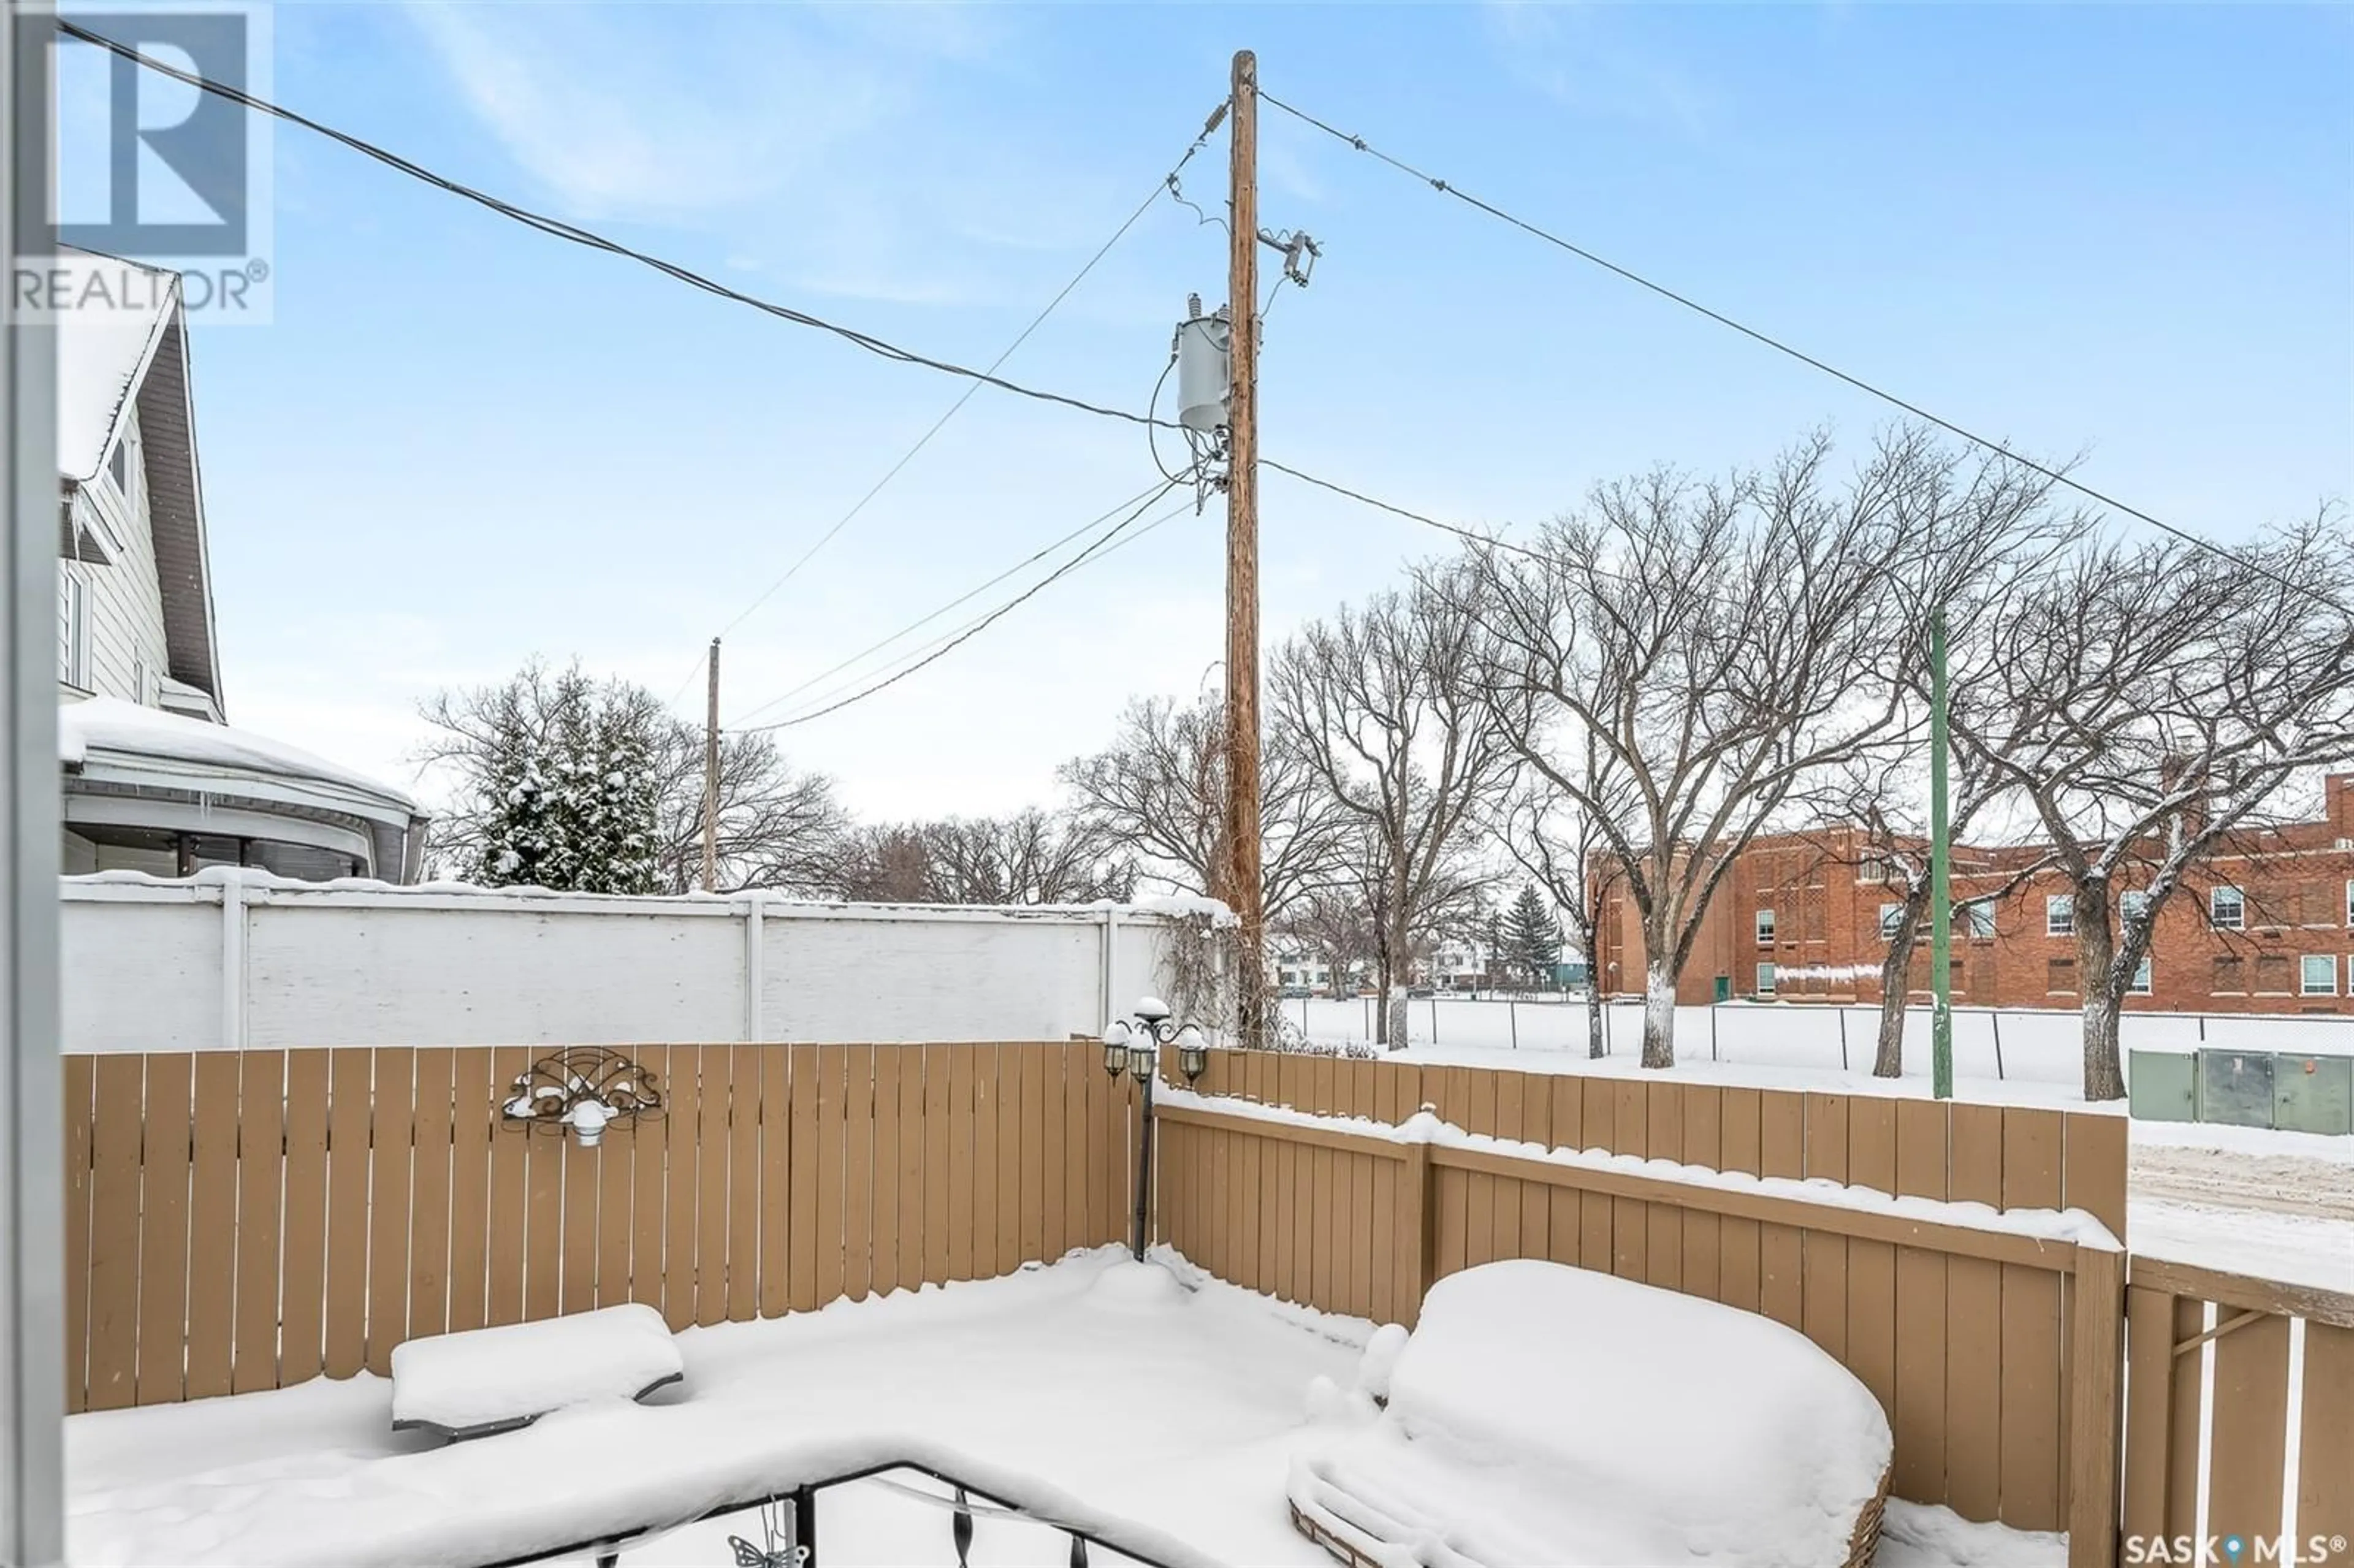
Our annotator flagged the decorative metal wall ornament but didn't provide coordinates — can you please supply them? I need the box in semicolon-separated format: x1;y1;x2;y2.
498;1048;662;1148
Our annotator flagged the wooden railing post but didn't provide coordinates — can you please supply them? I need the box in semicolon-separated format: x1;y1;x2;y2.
2066;1245;2124;1568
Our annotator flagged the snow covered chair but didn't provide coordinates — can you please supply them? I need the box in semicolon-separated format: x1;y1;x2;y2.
1287;1259;1892;1568
389;1304;685;1441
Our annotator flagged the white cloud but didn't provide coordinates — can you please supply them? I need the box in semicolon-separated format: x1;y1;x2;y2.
405;3;901;221
1480;2;1721;142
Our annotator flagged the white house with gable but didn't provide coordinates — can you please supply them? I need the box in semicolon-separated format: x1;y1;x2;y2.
56;252;428;881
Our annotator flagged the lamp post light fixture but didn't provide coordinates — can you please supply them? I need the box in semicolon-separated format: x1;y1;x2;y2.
499;1047;663;1149
1103;996;1209;1263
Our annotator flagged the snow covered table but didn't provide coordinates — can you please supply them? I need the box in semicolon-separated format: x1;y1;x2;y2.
389;1304;686;1440
1287;1259;1894;1568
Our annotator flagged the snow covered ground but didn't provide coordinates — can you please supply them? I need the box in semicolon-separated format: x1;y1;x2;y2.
66;1248;2059;1567
2127;1120;2354;1293
1297;995;2354;1081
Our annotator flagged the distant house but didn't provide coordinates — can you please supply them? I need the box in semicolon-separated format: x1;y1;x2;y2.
56;254;427;881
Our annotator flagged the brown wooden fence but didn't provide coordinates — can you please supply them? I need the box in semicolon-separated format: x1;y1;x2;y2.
68;1039;2353;1568
1159;1050;2130;1564
61;1041;1133;1414
2121;1256;2353;1559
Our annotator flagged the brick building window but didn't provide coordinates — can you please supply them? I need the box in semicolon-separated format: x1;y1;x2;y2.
2212;954;2244;993
1756;962;1777;996
2120;889;2150;926
1965;900;1997;939
2046;894;2074;937
2255;953;2292;994
2345;878;2353;926
1880;902;1905;940
1756;908;1775;946
2046;956;2077;994
2212;885;2245;930
2131;956;2153;995
2301;955;2339;996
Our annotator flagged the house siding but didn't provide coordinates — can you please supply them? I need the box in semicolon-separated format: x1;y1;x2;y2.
63;405;173;704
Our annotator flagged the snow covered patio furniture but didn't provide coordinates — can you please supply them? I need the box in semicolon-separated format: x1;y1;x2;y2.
1287;1258;1894;1568
389;1304;686;1440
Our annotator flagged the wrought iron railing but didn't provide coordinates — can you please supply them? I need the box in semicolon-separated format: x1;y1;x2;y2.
485;1460;1173;1568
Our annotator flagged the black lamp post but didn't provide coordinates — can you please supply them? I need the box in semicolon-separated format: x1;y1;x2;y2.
1102;996;1208;1262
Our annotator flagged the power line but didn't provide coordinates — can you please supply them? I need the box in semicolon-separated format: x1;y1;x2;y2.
739;481;1188;731
1257;87;2353;618
660;647;709;712
1261;457;1545;563
726;479;1174;728
704;101;1232;650
744;493;1195;730
58;19;1165;433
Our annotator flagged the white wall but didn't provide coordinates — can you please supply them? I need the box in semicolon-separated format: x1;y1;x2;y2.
61;872;1184;1053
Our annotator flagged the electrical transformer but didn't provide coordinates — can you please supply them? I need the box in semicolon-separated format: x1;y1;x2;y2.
1175;297;1231;435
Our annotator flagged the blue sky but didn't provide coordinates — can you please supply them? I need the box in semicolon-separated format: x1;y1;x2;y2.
67;1;2354;820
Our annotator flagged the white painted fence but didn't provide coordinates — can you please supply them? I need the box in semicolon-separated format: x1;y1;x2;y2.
61;871;1182;1052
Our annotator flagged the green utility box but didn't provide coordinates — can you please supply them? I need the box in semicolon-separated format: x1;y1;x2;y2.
2129;1051;2196;1122
2272;1052;2354;1136
2197;1048;2277;1129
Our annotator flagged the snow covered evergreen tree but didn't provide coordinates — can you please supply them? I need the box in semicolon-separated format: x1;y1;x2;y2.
433;661;665;894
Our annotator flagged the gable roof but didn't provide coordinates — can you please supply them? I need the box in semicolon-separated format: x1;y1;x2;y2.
55;251;223;712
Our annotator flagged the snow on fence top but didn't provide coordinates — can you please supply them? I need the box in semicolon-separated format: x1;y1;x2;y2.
1156;1084;2125;1252
62;870;1186;1052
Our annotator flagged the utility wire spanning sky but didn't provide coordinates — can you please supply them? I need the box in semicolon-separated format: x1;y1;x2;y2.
66;3;2354;820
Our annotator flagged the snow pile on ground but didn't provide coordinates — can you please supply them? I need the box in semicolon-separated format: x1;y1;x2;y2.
389;1303;684;1437
69;1250;1354;1568
69;1249;2055;1568
1287;1260;1891;1567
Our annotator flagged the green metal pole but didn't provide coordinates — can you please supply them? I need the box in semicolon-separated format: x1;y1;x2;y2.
1930;606;1954;1100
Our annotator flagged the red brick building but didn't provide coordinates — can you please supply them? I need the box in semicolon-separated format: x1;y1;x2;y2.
1593;774;2354;1014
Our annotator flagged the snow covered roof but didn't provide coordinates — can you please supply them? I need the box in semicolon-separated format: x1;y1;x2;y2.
59;696;418;812
55;254;177;484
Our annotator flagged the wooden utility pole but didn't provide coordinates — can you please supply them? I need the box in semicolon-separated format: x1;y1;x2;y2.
701;637;721;894
1225;48;1265;1043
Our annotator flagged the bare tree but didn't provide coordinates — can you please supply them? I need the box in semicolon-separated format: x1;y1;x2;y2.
1815;754;2051;1078
1057;689;1345;919
1493;728;1629;1060
647;728;849;894
1951;517;2354;1099
1464;428;2043;1068
1271;576;1517;1047
1274;878;1379;999
828;809;1134;905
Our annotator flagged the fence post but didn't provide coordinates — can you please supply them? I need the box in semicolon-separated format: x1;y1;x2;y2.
1099;905;1121;1034
220;871;245;1051
1399;1122;1435;1325
2066;1245;2125;1568
744;894;765;1042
